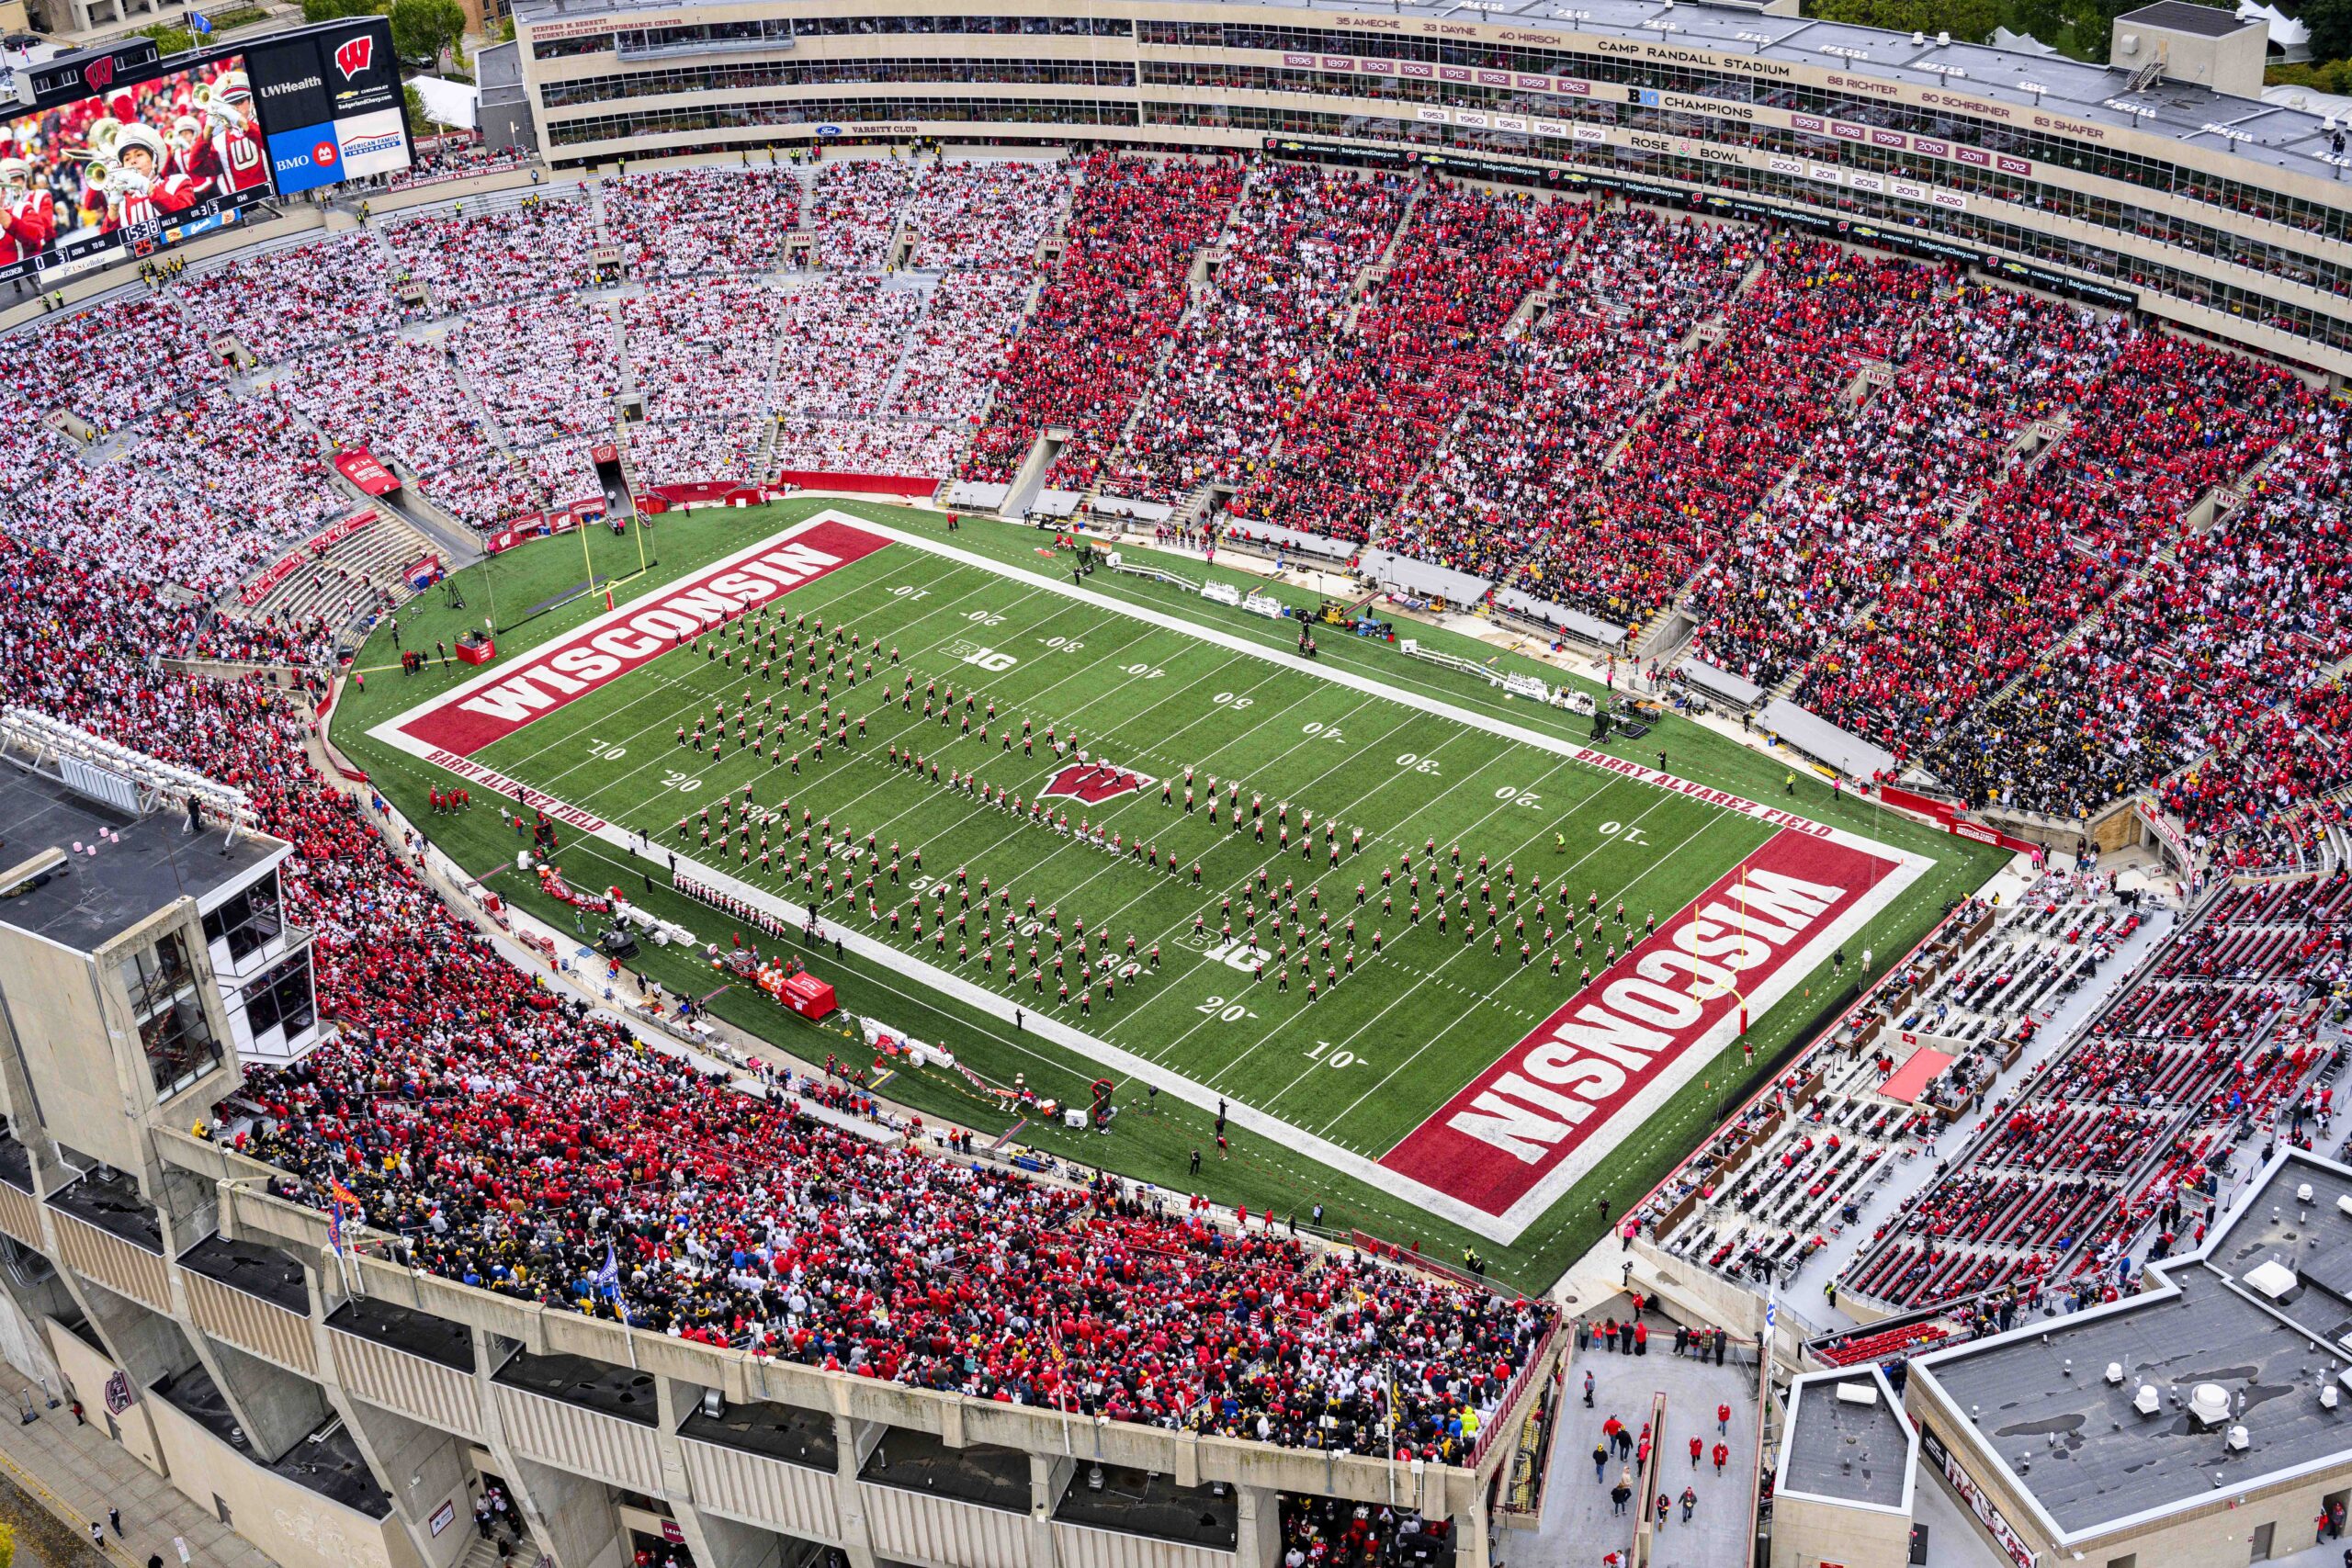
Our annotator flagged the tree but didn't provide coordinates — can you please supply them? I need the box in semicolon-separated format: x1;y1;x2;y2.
136;20;194;52
2307;0;2352;65
1805;0;2003;42
389;0;466;67
403;82;432;130
300;0;382;21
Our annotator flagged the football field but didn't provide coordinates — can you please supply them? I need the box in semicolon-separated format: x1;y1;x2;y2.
368;511;1931;1245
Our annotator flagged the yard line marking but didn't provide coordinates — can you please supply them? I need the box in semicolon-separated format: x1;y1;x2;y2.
1202;752;1625;1091
1306;794;1723;1135
1104;712;1508;1039
501;551;964;780
547;567;1055;810
359;513;1936;1247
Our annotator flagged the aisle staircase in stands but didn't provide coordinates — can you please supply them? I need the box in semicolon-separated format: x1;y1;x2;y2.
458;1527;542;1568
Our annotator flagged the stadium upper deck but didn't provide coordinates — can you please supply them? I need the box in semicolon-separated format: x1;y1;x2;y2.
514;0;2343;185
501;0;2352;373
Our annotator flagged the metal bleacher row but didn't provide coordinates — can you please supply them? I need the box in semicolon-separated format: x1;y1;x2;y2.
1648;879;2132;1300
230;510;438;644
1836;874;2347;1318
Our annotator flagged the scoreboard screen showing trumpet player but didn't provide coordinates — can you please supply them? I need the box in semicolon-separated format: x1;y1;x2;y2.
0;17;411;284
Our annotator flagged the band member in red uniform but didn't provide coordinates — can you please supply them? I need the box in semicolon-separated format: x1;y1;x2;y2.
167;114;205;185
106;124;199;229
0;157;54;265
196;71;267;195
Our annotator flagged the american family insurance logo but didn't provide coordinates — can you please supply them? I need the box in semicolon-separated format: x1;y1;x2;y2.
393;520;888;755
1383;830;1899;1216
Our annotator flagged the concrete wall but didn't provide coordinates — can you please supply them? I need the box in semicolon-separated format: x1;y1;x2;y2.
1769;1491;1911;1568
144;1391;423;1568
0;930;146;1176
45;1314;165;1473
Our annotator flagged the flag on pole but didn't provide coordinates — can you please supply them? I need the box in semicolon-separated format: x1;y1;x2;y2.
189;10;210;31
327;1200;345;1257
594;1242;628;1326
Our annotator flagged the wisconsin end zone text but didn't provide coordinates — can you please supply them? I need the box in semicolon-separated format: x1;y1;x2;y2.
1383;831;1902;1217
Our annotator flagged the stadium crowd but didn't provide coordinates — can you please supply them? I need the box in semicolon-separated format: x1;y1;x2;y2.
961;151;1245;489
1226;186;1574;544
1386;207;1755;581
605;166;804;277
1095;164;1411;508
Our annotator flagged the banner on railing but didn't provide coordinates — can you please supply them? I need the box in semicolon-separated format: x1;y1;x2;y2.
1880;784;2041;857
237;510;378;606
334;448;401;496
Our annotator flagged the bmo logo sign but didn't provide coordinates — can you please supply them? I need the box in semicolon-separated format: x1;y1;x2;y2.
265;124;344;194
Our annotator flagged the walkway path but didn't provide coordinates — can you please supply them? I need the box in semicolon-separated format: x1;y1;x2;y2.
0;1375;276;1568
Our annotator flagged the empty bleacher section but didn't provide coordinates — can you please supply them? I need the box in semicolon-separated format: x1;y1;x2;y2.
1834;874;2346;1317
222;508;441;660
1640;874;2166;1320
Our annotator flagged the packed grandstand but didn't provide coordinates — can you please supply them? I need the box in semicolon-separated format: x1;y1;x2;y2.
4;140;2350;1488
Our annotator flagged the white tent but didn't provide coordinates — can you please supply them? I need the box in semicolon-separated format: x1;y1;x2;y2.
408;73;480;131
1991;26;2060;55
2238;0;2312;61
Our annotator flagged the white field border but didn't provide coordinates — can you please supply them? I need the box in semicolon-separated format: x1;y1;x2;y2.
364;511;1932;1246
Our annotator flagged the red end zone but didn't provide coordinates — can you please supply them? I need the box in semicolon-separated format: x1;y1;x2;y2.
1381;829;1900;1217
393;520;889;756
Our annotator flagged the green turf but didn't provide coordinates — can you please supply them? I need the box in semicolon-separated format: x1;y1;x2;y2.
334;500;2005;1288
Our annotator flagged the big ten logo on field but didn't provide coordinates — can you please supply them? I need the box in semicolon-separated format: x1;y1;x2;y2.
944;638;1018;673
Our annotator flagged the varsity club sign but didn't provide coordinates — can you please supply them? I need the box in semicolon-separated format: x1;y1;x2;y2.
386;519;889;757
1382;829;1908;1220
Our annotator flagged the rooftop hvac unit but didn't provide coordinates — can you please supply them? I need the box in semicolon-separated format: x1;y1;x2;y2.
2188;1383;2233;1427
1837;1381;1880;1406
2132;1385;2162;1416
2245;1258;2300;1300
2119;31;2141;53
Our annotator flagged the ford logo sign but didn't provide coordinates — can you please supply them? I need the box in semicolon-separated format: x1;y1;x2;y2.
814;123;842;137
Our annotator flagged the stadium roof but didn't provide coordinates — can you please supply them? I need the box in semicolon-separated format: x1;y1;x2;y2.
1780;1368;1915;1510
1915;1151;2352;1541
505;0;2352;188
0;766;281;954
